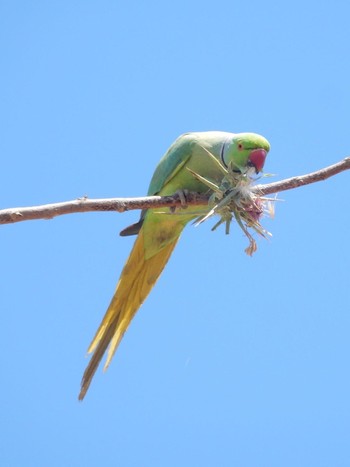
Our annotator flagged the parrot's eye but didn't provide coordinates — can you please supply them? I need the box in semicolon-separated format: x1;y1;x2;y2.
237;143;243;150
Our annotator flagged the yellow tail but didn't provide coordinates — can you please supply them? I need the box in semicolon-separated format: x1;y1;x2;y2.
79;228;179;400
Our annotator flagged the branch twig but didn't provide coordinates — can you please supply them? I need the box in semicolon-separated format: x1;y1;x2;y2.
1;157;349;226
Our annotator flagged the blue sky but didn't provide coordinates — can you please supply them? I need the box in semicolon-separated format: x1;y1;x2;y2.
1;1;350;466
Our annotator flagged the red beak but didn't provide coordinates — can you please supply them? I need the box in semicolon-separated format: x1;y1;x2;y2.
249;149;267;173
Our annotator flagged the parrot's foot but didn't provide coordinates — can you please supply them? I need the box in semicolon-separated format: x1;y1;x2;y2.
170;189;189;212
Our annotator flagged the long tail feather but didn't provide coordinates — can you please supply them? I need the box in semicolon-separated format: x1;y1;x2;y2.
78;228;179;400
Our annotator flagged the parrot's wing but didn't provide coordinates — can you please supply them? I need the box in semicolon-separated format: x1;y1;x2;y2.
147;133;194;195
120;134;194;236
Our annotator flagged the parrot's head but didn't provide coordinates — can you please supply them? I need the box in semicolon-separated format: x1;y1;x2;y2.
224;133;270;174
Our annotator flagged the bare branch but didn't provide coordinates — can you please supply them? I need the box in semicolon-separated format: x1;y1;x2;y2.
254;157;350;196
1;157;349;226
0;193;208;225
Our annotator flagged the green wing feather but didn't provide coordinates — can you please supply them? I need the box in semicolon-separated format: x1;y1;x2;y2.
120;133;194;236
147;133;194;195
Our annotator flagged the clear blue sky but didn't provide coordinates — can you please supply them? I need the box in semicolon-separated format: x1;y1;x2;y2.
1;1;350;466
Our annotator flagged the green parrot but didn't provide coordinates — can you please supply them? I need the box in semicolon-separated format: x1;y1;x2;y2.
79;131;270;399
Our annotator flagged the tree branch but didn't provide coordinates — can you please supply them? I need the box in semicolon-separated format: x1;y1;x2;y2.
254;156;350;196
1;157;349;226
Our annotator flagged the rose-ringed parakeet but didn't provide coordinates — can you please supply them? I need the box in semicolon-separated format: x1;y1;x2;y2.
79;131;270;400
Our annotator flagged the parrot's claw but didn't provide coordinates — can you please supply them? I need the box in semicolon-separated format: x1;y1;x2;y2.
170;189;189;212
177;189;189;207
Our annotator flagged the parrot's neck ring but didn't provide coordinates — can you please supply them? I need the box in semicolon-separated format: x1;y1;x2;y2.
220;136;233;169
220;136;246;174
220;140;228;168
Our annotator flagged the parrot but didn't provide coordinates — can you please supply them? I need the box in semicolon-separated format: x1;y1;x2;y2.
79;131;270;400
